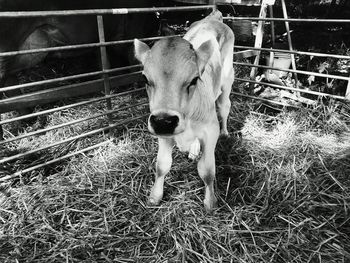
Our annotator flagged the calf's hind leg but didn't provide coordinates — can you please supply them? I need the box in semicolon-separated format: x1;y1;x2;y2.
217;72;234;136
217;41;235;136
149;137;173;205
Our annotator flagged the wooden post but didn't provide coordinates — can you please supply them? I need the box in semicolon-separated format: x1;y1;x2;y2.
281;0;298;84
268;4;275;71
269;5;275;48
249;0;268;83
97;15;113;125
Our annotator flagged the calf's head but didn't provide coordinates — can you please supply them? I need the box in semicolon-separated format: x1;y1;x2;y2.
134;36;214;137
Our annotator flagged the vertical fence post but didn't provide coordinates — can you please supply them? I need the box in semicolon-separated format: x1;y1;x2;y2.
249;0;268;84
281;0;298;85
97;15;113;126
268;5;275;71
269;5;275;48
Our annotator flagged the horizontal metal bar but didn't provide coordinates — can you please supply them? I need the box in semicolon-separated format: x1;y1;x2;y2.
0;87;146;125
231;91;299;108
0;5;214;18
0;71;143;113
224;17;350;23
0;41;101;58
233;61;350;81
0;139;113;182
235;77;347;100
0;34;180;58
234;45;350;60
0;64;141;93
216;0;265;6
0;114;148;164
0;101;147;145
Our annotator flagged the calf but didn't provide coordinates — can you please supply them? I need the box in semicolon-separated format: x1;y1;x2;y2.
134;10;235;212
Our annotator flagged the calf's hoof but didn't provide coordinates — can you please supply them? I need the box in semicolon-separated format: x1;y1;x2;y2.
204;195;218;213
148;187;163;206
220;129;229;137
147;197;161;206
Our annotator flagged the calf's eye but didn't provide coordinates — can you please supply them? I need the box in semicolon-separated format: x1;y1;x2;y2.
189;77;199;87
187;77;199;94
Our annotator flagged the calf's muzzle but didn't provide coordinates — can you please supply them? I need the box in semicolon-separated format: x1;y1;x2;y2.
149;112;180;136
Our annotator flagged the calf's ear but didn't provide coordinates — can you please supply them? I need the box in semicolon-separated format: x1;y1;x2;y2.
134;39;150;64
195;39;214;76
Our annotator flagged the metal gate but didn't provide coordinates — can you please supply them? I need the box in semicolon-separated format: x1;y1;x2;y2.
0;4;215;181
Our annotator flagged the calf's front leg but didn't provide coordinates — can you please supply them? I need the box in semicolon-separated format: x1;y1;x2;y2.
148;137;173;205
198;121;220;212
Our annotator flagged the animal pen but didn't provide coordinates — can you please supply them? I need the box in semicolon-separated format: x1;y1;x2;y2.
0;1;350;262
0;0;349;179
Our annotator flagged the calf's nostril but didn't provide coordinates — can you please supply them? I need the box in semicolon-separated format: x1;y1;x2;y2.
149;114;179;135
164;116;179;125
149;115;157;125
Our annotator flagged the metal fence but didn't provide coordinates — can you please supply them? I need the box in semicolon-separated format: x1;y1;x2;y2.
227;16;350;102
1;2;350;181
0;5;215;181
